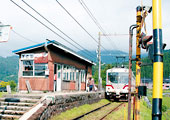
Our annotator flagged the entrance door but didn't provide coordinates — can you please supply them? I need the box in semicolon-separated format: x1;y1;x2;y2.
54;64;57;92
57;64;62;91
76;70;79;90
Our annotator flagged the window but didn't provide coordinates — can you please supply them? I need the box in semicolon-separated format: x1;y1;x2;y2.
70;72;72;80
58;72;61;78
80;70;85;82
23;60;33;76
63;72;66;80
108;72;128;83
73;72;75;80
22;60;47;77
34;63;47;76
108;72;118;83
67;72;69;80
76;71;79;80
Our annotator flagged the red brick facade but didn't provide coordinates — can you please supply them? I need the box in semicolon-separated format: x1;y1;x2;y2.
19;77;48;91
17;43;94;92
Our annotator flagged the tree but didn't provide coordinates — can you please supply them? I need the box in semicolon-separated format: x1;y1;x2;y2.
9;80;17;91
0;81;9;87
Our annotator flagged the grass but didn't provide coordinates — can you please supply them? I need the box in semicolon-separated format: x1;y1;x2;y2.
140;99;152;120
0;92;8;98
50;96;170;120
104;103;127;120
146;89;170;120
50;99;110;120
81;102;121;120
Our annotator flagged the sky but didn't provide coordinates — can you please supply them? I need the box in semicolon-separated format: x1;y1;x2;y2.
0;0;169;57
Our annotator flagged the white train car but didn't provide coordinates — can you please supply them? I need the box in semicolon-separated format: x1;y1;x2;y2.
105;67;135;100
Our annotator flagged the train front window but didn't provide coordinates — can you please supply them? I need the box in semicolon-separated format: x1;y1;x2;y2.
108;72;128;83
108;73;118;83
119;73;128;83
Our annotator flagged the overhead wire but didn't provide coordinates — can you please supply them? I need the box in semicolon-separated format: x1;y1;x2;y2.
78;0;118;50
55;0;110;52
10;0;96;60
21;0;96;59
12;29;40;44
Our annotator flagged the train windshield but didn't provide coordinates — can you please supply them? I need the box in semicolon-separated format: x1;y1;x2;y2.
108;72;128;83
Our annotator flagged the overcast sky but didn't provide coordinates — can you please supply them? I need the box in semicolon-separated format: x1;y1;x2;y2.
0;0;169;57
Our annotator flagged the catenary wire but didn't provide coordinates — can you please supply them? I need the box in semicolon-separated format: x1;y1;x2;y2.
21;0;96;58
10;0;96;60
79;0;118;50
55;0;110;52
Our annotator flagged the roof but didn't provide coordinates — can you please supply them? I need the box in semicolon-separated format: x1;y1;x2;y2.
13;40;95;65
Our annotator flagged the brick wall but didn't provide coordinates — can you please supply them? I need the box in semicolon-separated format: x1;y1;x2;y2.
19;77;48;91
81;82;86;90
70;81;76;90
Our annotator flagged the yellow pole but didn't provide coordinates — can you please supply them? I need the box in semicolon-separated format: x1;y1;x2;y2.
135;6;142;120
124;104;126;120
152;0;163;120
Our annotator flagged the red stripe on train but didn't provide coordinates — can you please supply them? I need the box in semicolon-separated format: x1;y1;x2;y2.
106;85;114;89
123;85;128;89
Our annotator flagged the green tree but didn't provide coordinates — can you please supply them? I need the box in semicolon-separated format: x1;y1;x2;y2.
9;80;17;91
93;64;113;88
0;81;9;87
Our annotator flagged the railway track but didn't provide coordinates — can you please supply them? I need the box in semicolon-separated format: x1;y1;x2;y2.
72;103;111;120
72;102;125;120
99;103;124;120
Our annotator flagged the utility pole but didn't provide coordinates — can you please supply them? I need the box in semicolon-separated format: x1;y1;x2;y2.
128;24;138;120
135;6;142;120
152;0;163;119
98;32;102;91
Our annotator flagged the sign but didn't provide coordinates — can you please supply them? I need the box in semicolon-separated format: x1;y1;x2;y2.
0;25;11;42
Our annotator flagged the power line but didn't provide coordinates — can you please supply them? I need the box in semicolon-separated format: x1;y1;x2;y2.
12;30;40;44
21;0;96;58
78;0;118;49
10;0;95;60
55;0;109;52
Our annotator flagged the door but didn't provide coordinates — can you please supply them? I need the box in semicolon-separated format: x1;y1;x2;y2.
54;64;57;92
57;64;62;91
78;71;81;91
76;70;79;90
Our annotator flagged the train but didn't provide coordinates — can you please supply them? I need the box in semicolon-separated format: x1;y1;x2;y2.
105;66;135;100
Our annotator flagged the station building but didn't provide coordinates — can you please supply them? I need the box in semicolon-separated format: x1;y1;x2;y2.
13;40;95;92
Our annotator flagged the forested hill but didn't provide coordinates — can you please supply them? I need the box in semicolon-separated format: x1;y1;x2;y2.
135;49;170;79
0;49;170;83
78;50;128;64
0;56;19;83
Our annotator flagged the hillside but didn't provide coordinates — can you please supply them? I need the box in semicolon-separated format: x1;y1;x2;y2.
0;56;19;83
0;49;170;84
78;50;128;64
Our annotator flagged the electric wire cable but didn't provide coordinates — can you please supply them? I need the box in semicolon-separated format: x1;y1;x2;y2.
21;0;96;58
79;0;118;50
55;0;109;52
10;0;96;60
12;29;40;44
